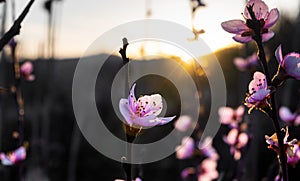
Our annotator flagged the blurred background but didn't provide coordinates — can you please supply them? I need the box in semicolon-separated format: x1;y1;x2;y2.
0;0;300;180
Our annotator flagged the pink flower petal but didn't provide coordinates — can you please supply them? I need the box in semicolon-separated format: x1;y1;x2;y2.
244;0;269;20
181;167;196;179
265;134;278;147
233;34;252;43
174;115;192;132
284;54;300;80
234;57;249;71
275;45;283;66
156;116;176;125
199;137;213;150
218;107;234;124
20;62;33;74
247;89;270;103
0;146;26;166
221;20;248;34
248;53;259;65
176;137;194;159
247;71;270;104
198;159;219;181
234;150;242;160
133;114;160;127
294;116;300;126
137;94;162;116
224;129;238;145
199;137;219;160
234;53;258;71
279;106;296;122
264;8;279;29
262;31;274;42
238;133;249;148
128;84;137;112
26;75;35;81
119;99;133;125
253;71;267;88
235;106;245;120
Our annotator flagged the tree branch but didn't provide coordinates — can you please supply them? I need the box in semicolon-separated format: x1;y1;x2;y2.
0;0;35;51
247;5;288;181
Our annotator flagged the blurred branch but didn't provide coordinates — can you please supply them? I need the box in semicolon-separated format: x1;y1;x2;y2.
119;38;129;64
0;0;35;51
11;43;25;146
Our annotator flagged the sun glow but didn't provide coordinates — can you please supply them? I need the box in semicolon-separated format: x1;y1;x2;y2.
126;41;194;64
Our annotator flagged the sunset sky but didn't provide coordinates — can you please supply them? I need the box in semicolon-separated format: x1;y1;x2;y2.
3;0;299;59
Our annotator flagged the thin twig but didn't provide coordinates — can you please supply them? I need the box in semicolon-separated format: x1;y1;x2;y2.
0;0;35;51
124;133;135;181
11;44;25;146
119;37;129;64
119;38;133;181
11;41;25;181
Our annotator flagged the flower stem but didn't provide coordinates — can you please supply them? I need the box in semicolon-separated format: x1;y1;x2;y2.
246;4;288;180
123;133;136;181
254;28;288;181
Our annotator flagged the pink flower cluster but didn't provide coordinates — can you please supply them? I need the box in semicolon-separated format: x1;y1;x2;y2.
223;128;249;160
176;136;219;181
218;105;249;160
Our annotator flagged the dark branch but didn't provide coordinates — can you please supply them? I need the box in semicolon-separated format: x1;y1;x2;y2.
247;5;289;181
119;37;129;63
0;0;35;51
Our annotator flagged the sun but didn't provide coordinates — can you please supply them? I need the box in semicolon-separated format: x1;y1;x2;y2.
126;40;194;64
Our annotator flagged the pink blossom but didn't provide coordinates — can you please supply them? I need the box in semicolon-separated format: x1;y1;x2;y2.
245;72;271;108
223;129;249;160
20;61;35;81
275;45;300;80
198;137;219;160
174;115;192;132
218;106;244;128
265;127;298;159
234;53;258;71
181;167;196;179
119;83;175;128
176;137;195;159
287;144;300;166
198;158;219;181
221;0;279;43
0;146;26;166
279;106;300;126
